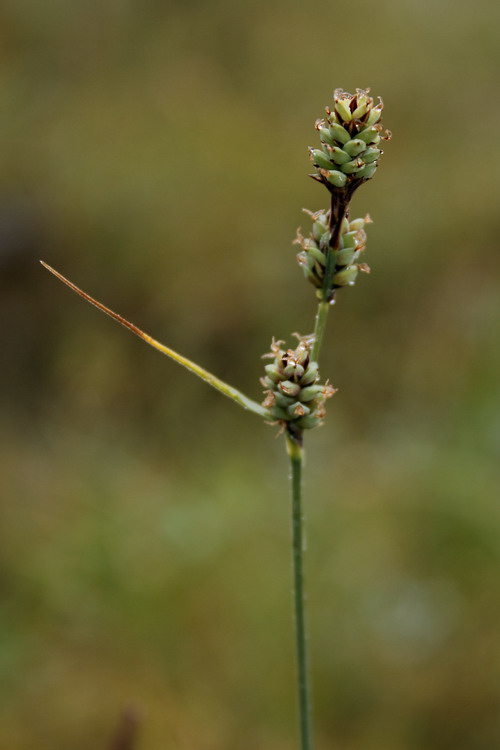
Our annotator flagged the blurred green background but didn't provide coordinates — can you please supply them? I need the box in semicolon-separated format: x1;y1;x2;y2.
1;1;500;748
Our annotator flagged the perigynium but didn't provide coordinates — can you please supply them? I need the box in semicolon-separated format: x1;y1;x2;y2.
42;87;390;750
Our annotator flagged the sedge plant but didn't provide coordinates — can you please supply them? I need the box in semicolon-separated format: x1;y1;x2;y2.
42;87;390;750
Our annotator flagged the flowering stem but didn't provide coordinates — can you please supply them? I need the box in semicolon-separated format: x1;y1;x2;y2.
286;430;313;750
40;262;270;420
299;190;355;746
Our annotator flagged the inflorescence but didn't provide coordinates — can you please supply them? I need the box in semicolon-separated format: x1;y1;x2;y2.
310;87;391;191
295;210;372;292
261;337;336;436
261;87;389;436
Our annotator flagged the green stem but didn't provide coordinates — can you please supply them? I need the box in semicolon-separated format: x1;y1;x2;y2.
286;431;313;750
311;300;330;362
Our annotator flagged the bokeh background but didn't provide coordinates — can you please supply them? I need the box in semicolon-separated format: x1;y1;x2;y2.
1;1;500;748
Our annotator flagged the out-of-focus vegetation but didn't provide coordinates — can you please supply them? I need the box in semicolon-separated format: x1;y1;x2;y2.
1;1;500;748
